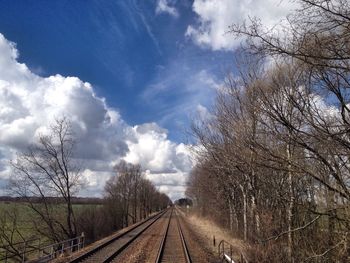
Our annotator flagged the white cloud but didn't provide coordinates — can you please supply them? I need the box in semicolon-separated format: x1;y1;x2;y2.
159;185;187;201
196;69;222;90
141;65;221;130
123;123;193;199
0;33;191;200
79;169;113;197
156;0;179;17
186;0;296;50
124;123;191;173
196;104;212;121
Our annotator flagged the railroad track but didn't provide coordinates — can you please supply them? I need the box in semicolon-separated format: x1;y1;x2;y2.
156;208;192;263
69;209;167;263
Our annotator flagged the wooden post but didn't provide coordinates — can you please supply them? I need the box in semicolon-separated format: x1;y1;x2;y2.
22;241;26;262
81;232;85;250
38;238;41;258
50;246;54;259
222;242;224;258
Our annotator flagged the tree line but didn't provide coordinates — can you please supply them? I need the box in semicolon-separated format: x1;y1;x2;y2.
78;160;171;244
187;1;350;262
0;117;170;261
0;196;103;204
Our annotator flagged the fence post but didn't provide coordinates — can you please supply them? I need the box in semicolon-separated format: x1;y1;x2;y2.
78;237;83;251
22;241;26;263
62;241;65;255
218;241;220;257
38;238;41;258
81;232;85;250
50;245;54;259
223;242;224;259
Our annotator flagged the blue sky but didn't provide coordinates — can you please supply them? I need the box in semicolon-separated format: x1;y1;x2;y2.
0;0;234;142
0;0;294;199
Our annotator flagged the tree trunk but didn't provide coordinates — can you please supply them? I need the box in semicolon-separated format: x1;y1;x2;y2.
240;185;248;241
228;197;234;232
327;183;336;262
251;194;260;237
286;142;294;263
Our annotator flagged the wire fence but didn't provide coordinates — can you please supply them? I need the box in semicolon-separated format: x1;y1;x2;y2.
0;234;85;263
218;239;247;263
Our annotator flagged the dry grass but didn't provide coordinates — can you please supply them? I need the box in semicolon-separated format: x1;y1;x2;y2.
177;207;249;261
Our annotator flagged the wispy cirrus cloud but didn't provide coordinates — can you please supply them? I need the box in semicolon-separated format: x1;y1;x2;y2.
140;56;223;143
156;0;179;17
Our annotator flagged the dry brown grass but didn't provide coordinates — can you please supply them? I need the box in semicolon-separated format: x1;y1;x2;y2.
177;207;249;261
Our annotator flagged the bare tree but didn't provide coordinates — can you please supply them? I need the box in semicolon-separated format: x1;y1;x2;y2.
9;117;83;242
105;161;170;228
188;54;350;261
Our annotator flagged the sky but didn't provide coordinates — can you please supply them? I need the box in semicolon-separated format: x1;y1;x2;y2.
0;0;295;200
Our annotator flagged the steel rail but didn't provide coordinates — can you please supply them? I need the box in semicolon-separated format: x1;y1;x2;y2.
175;209;192;263
102;209;168;263
155;208;191;263
155;208;173;262
69;209;167;263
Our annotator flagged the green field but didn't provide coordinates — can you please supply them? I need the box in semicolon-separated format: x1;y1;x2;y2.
0;201;100;262
0;202;35;239
0;201;100;238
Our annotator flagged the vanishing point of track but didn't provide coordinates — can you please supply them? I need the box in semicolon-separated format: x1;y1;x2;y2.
69;207;191;263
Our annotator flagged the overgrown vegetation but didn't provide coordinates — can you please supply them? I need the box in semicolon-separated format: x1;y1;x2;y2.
187;0;350;262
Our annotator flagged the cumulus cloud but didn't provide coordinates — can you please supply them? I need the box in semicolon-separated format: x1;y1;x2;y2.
0;37;130;161
123;123;193;200
186;0;296;50
124;123;191;174
156;0;179;17
0;33;191;200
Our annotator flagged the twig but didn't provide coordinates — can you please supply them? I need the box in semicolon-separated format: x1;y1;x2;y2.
261;215;321;242
306;239;345;260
